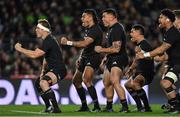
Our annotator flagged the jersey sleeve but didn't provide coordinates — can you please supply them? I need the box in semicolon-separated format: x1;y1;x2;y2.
111;26;124;42
87;28;97;41
87;27;103;46
164;29;180;45
140;41;153;52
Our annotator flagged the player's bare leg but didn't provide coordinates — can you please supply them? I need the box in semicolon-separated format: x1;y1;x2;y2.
110;67;129;112
102;68;114;112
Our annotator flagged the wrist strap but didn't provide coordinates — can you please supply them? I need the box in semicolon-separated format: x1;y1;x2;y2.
144;52;150;57
67;41;73;46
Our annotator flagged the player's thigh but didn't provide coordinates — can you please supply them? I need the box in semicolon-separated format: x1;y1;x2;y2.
110;66;123;84
133;74;145;87
82;66;94;81
103;67;111;86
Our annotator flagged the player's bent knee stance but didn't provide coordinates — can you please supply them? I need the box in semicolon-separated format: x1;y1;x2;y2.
41;75;53;86
162;66;179;84
34;77;43;94
164;86;175;94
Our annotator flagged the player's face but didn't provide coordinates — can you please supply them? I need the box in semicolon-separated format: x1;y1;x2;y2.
102;13;113;27
130;28;138;42
174;17;180;29
81;13;91;27
158;14;167;28
35;27;43;38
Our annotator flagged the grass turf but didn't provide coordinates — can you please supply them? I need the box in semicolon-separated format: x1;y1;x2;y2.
0;104;180;116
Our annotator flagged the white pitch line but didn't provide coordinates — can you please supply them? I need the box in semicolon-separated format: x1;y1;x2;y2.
11;110;47;115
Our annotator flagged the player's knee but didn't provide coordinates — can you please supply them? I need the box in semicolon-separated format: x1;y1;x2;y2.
133;84;141;90
162;71;178;84
160;78;173;88
160;80;166;88
110;79;120;88
133;81;141;87
124;82;131;89
164;86;175;94
40;75;52;87
83;78;92;86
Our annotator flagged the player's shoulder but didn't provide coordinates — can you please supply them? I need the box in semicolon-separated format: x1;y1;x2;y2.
91;24;102;31
167;26;180;35
89;25;103;36
112;23;125;32
139;39;152;49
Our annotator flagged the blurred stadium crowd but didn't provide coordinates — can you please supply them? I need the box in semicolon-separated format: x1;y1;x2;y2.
0;0;179;78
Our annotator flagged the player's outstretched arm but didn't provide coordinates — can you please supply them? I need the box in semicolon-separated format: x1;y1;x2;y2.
15;42;45;59
60;36;94;48
136;42;171;59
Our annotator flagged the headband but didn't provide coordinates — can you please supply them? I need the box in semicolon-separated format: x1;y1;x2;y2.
37;23;50;32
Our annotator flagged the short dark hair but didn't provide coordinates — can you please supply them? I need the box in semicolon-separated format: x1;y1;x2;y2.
102;8;118;18
174;10;180;18
83;9;99;24
132;24;145;35
160;9;175;22
38;19;51;30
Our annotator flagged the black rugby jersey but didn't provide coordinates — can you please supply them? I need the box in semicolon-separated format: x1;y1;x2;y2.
137;40;154;72
81;24;103;57
105;22;128;58
40;34;66;71
163;26;180;66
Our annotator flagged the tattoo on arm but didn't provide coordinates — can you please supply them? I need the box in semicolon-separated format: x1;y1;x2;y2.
112;41;121;51
150;42;171;57
73;37;94;47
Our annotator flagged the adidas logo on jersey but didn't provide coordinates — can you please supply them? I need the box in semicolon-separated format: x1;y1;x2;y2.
113;61;117;65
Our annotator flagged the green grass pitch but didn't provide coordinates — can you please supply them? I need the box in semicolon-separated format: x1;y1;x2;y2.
0;104;180;117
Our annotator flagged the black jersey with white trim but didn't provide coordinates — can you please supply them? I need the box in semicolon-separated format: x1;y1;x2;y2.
81;24;103;57
106;22;128;58
40;34;66;70
137;40;154;72
163;26;180;66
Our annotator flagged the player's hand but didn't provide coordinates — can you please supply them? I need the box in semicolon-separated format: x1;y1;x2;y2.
136;52;145;59
135;46;141;53
61;37;68;45
14;43;22;51
95;46;102;53
154;56;161;62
